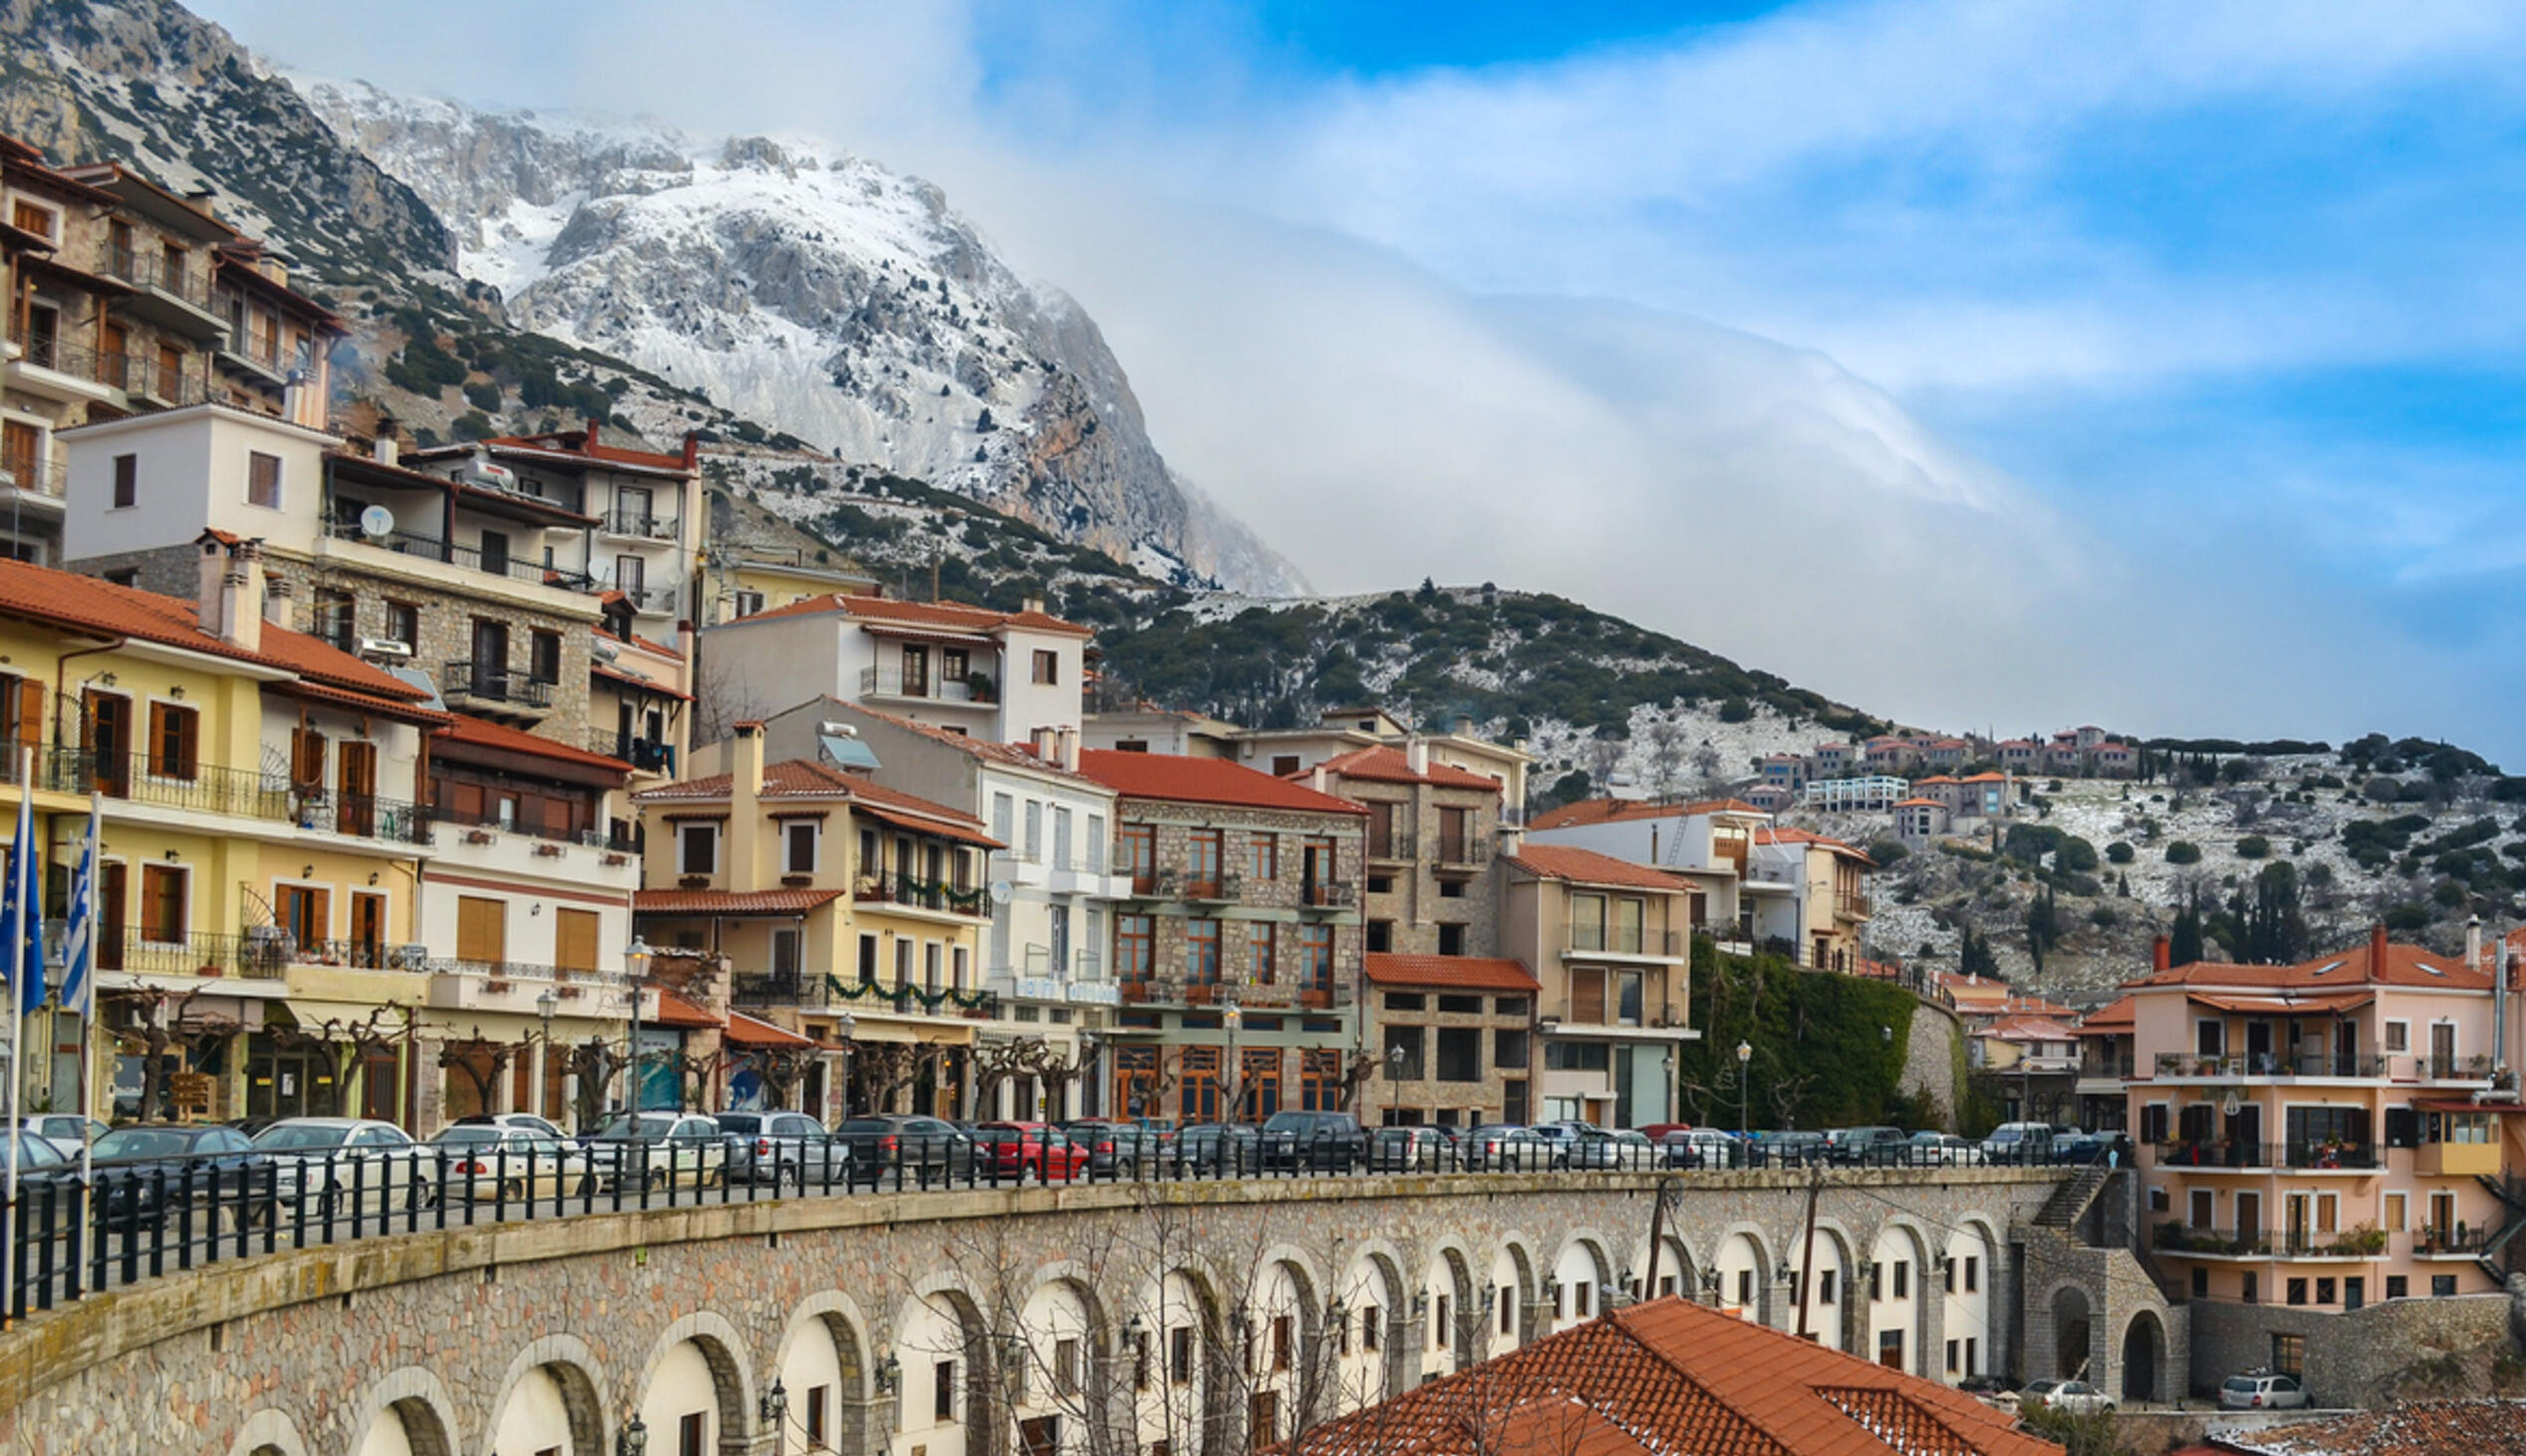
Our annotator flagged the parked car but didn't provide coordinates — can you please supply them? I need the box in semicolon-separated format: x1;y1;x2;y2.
9;1113;107;1156
1171;1123;1262;1175
1825;1125;1910;1166
2020;1378;2115;1416
1609;1128;1654;1168
1463;1124;1553;1171
972;1122;1092;1182
1659;1128;1742;1169
451;1111;572;1141
837;1114;973;1186
1259;1110;1365;1171
1980;1121;2068;1164
710;1111;848;1186
428;1124;585;1202
1061;1119;1159;1177
92;1123;274;1230
252;1117;436;1213
2052;1131;2131;1165
1365;1125;1449;1172
580;1111;730;1192
1758;1130;1829;1167
1636;1122;1695;1142
2218;1371;2310;1410
1909;1132;1983;1166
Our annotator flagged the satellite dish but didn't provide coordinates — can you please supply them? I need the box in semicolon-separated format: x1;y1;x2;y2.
988;880;1014;905
359;504;394;539
2222;1092;2241;1117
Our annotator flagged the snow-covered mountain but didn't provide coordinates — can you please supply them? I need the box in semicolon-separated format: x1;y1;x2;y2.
297;81;1304;595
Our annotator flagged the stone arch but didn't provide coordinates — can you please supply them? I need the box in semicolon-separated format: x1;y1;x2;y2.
1707;1223;1774;1322
901;1273;993;1456
2120;1308;2167;1403
2047;1283;2094;1382
1426;1241;1478;1375
1941;1218;2000;1382
774;1292;879;1456
1790;1221;1859;1350
344;1367;460;1456
1547;1232;1614;1331
1247;1248;1321;1445
1327;1238;1409;1409
634;1311;758;1456
481;1335;609;1456
1128;1262;1225;1456
226;1409;310;1456
1865;1218;1935;1373
1489;1232;1541;1343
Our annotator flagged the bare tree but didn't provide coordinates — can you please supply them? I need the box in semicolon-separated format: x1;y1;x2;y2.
263;1007;404;1116
103;987;239;1121
435;1027;519;1119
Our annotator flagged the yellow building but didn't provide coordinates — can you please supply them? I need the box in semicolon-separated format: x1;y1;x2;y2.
0;535;445;1124
632;721;1003;1121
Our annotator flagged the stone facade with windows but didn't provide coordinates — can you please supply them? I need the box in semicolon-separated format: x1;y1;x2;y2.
1304;741;1508;961
1363;954;1539;1127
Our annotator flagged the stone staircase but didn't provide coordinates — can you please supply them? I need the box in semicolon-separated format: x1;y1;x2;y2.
2035;1161;2114;1232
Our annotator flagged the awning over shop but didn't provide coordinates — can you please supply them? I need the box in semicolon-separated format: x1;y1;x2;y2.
2186;991;2374;1015
648;990;721;1029
726;1011;818;1049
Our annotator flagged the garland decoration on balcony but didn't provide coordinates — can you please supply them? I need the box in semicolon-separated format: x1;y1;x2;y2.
822;973;996;1013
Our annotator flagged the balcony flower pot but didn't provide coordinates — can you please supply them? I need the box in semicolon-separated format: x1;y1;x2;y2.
534;844;565;857
464;830;495;846
197;965;224;978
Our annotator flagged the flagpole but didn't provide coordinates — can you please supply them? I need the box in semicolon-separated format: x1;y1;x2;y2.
2;743;28;1327
74;792;98;1194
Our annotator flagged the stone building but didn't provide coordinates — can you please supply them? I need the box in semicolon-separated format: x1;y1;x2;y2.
1075;748;1368;1122
1362;953;1539;1127
1304;740;1508;960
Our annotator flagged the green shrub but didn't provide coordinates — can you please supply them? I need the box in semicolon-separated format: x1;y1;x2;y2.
2165;841;2202;865
461;378;503;412
2106;841;2135;864
2236;835;2270;859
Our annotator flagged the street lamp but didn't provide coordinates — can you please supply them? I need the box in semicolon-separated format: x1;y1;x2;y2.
1080;1029;1101;1118
536;987;559;1121
759;1376;788;1428
1223;1000;1243;1122
626;937;653;1114
1662;1047;1676;1125
617;1414;648;1456
838;1011;859;1118
1735;1041;1753;1140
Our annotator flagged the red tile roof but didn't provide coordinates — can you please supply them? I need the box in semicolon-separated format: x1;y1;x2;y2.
1077;749;1366;817
637;761;999;845
633;888;846;915
2205;1399;2526;1454
828;699;1099;784
1272;1297;2059;1456
2128;932;2490;992
725;1011;818;1049
1306;745;1503;793
0;557;434;718
650;989;721;1028
1983;1015;2080;1042
1527;797;1763;831
1363;954;1540;992
732;591;1092;637
1501;844;1684;892
2077;996;2136;1033
437;714;631;775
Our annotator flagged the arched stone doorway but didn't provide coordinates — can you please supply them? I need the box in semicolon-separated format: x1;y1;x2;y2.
2050;1287;2093;1381
2121;1310;2165;1403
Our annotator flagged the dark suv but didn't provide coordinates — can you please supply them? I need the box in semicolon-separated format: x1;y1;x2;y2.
1827;1125;1911;1166
1259;1110;1365;1171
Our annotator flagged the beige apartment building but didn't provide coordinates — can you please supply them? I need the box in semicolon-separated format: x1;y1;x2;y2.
1495;844;1697;1128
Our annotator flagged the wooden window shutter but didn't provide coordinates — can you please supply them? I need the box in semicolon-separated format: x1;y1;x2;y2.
554;908;599;973
1570;967;1606;1023
16;678;41;750
455;896;506;965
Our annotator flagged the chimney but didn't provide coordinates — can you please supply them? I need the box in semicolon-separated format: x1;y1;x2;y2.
729;721;766;886
223;540;264;652
1404;735;1430;777
1057;726;1080;773
1021;595;1046;616
585;416;606;450
1311;764;1331;796
2152;934;2170;973
2467;913;2483;975
2372;922;2390;971
195;535;228;637
374;412;400;467
681;431;700;472
283;372;319;432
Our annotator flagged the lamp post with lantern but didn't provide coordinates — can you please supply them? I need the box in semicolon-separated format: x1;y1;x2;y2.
1736;1040;1753;1141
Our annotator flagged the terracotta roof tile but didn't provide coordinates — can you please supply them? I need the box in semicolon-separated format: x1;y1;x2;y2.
1078;749;1367;817
824;699;1101;785
1272;1297;2059;1456
730;591;1092;637
634;888;846;915
649;989;721;1028
437;714;632;775
725;1011;819;1048
1363;954;1539;992
1501;844;1684;892
2127;933;2490;992
2208;1399;2526;1454
635;760;998;845
1527;797;1764;831
1305;745;1504;793
2077;996;2137;1032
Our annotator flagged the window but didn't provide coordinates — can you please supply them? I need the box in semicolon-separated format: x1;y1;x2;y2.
1249;833;1277;880
247;451;282;509
313;587;356;651
1271;755;1300;776
1055;1337;1080;1397
140;864;187;943
1023;801;1043;860
1893;1262;1909;1300
1119;824;1155;889
112;454;137;509
1965;1257;1979;1293
1271;1314;1293;1371
2190;1267;2208;1299
1186;829;1223;894
2243;1272;2258;1304
806;1385;829;1449
1117;915;1154;982
1498;1290;1515;1334
146;701;198;780
1820;1270;1836;1305
1366;920;1391;953
771;928;803;980
2433;1274;2457;1298
677;823;718;875
2386;1020;2409;1053
2316;1277;2337;1306
679;1411;705;1456
2271;1333;2305;1378
1186;918;1221;984
1168;1326;1194;1384
1247;921;1276;983
732;590;765;618
529;629;562;684
2385;1192;2406;1232
785;821;818;875
9;201;55;240
1945;1339;1958;1374
2387;1275;2408;1301
1032;649;1059;685
383;601;418;647
1437;993;1481;1014
1299;923;1333;991
933;1361;957;1423
1575;1282;1592;1317
1494;1029;1529;1070
1736;1270;1753;1307
2286;1278;2308;1307
1435;1028;1481;1083
1132;1332;1150;1391
1437;923;1466;956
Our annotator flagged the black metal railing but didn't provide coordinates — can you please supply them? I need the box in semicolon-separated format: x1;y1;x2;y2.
102;928;293;980
2413;1225;2495;1256
2425;1055;2496;1081
99;242;211;309
0;451;66;500
856;667;993;703
0;1127;2111;1321
441;661;555;710
2154;1225;2273;1256
584;729;676;775
324;517;599;593
854;872;989;917
2155;1053;2389;1080
1366;831;1415;861
2151;1140;2378;1171
602;508;680;541
2081;1056;2137;1080
40;749;428;844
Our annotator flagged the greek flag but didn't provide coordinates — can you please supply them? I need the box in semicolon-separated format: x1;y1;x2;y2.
56;799;98;1020
0;778;41;1016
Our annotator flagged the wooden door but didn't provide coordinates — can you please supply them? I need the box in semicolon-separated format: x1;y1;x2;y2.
82;690;128;797
350;891;386;968
98;861;126;972
336;740;377;837
554;908;598;974
455;895;506;968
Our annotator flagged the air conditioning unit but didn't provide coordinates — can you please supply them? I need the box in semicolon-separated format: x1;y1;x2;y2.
457;462;518;493
358;637;412;659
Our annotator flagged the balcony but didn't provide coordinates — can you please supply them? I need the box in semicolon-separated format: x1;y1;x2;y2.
1836;891;1872;919
730;972;848;1010
1123;976;1346;1010
2153;1226;2273;1258
43;748;430;845
427;958;632;1017
0;450;66;503
1179;873;1243;904
2413;1225;2497;1257
441;660;556;714
1366;832;1416;863
1298;879;1356;911
99;928;291;982
2080;1054;2137;1081
2416;1139;2501;1177
857;667;996;705
99;242;224;336
854;871;990;918
1433;835;1490;872
2153;1052;2388;1081
2157;1139;2379;1172
584;727;678;776
325;517;600;594
2420;1054;2497;1082
1567;925;1684;959
601;507;682;542
608;581;683;614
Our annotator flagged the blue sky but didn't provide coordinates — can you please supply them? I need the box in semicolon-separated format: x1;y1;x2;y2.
198;0;2526;759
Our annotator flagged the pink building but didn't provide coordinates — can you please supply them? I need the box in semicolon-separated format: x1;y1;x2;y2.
2125;926;2515;1323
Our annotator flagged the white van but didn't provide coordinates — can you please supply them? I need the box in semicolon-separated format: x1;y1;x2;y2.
1979;1121;2069;1162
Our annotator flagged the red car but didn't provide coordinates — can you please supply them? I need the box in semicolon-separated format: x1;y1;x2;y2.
972;1122;1093;1181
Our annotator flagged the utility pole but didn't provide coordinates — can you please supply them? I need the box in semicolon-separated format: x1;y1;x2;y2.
1795;1162;1825;1340
1643;1176;1678;1299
